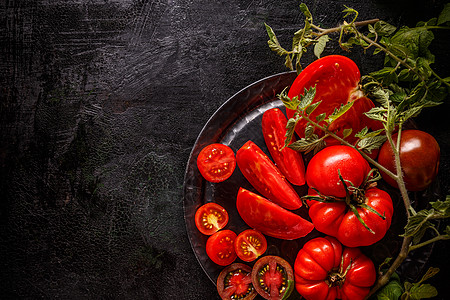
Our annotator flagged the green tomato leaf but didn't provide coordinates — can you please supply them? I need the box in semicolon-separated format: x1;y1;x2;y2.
376;279;404;300
375;20;397;36
408;284;438;300
437;3;450;25
298;86;317;110
314;35;330;58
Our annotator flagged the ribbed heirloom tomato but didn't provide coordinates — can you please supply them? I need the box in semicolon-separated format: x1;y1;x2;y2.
294;236;376;300
286;55;382;145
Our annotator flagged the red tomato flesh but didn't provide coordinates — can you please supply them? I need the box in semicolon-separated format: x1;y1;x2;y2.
206;230;237;266
236;140;302;210
194;203;229;235
217;263;257;300
235;229;268;262
197;143;236;183
286;55;381;145
262;108;306;186
236;188;314;240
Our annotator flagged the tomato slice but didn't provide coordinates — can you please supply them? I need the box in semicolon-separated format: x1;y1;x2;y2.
197;143;236;183
251;255;294;300
286;55;381;145
236;140;302;210
262;108;306;186
217;263;257;300
235;229;268;262
236;188;314;240
206;230;237;266
194;203;229;235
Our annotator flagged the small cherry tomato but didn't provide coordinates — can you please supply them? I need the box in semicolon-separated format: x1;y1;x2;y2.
377;129;440;191
294;236;376;300
262;108;306;186
197;143;236;183
236;188;314;240
251;255;294;300
236;140;302;210
235;229;268;262
217;263;257;300
206;230;237;266
194;203;229;235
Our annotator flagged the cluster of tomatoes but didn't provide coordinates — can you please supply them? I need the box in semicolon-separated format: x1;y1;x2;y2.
194;56;440;300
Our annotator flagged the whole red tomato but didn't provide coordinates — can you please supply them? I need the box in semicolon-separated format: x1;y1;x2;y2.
377;129;440;191
307;187;394;247
294;236;376;300
286;55;382;145
306;145;372;198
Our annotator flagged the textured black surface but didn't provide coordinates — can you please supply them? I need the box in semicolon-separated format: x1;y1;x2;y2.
1;0;449;299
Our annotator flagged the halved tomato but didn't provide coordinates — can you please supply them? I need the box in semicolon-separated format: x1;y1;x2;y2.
194;203;229;235
217;263;257;300
235;229;268;262
286;55;382;145
206;230;237;266
197;143;236;183
236;140;302;210
251;255;294;300
262;107;306;186
236;188;314;240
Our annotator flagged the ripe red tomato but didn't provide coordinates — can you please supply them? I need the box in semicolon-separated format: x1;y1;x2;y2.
217;263;257;300
307;187;394;247
262;108;306;186
294;236;376;300
197;143;236;183
306;145;372;198
194;203;229;235
377;129;440;191
236;188;314;240
236;140;302;210
286;55;381;145
251;255;294;300
235;229;267;262
206;230;237;266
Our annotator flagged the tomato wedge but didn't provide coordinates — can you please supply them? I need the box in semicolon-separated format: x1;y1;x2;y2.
286;55;381;145
197;143;236;183
235;229;268;262
195;203;229;235
251;255;294;300
236;140;302;210
262;108;306;186
236;188;314;240
206;230;237;266
217;263;257;300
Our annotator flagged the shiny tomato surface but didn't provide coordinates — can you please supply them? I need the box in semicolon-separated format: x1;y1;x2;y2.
235;229;267;262
307;187;393;247
197;143;236;183
262;108;306;186
194;203;229;235
236;140;302;210
294;236;376;300
286;55;381;145
236;188;314;240
377;129;440;191
217;263;257;300
306;145;372;198
206;230;237;266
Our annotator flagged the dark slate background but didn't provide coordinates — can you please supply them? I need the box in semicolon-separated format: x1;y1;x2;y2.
1;0;449;299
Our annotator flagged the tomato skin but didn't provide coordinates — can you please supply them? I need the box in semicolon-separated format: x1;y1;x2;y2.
197;143;236;183
236;188;314;240
251;255;294;300
306;145;371;198
262;108;306;186
194;203;229;235
236;140;302;210
235;229;267;262
377;129;440;191
294;236;376;300
286;55;381;145
206;230;237;266
307;187;394;247
217;263;257;300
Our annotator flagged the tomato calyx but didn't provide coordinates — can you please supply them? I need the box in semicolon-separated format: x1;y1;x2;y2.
326;257;352;288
